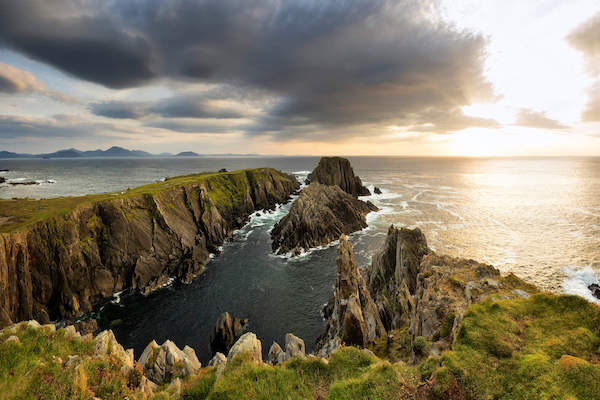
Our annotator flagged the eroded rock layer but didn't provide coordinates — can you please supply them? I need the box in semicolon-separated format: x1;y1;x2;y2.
0;168;299;328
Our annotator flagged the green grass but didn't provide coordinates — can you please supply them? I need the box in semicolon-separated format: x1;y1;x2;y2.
439;294;600;399
0;168;281;233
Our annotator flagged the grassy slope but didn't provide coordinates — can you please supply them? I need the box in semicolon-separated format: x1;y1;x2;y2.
0;168;279;233
2;293;599;399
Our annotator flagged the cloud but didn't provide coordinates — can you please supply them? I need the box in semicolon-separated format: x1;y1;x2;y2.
0;114;129;139
144;119;241;134
89;93;249;120
569;11;600;122
514;109;569;129
0;61;75;103
0;0;497;139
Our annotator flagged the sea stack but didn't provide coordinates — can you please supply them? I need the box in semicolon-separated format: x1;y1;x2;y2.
306;156;371;196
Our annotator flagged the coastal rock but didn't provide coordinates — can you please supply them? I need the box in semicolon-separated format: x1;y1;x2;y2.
5;335;20;344
267;341;285;364
589;283;600;300
208;352;227;367
306;157;370;196
317;235;386;356
209;312;247;356
271;183;378;255
0;168;299;328
364;225;538;349
284;333;306;360
94;330;134;372
0;177;4;184
373;187;382;195
227;332;262;363
138;339;201;385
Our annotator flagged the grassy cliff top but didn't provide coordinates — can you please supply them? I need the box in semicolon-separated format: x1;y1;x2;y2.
2;293;598;399
0;168;286;233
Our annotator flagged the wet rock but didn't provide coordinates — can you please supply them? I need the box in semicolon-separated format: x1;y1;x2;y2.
227;332;262;363
317;235;386;356
306;157;370;196
0;177;4;184
209;312;247;356
589;283;600;300
138;339;201;385
373;187;382;195
271;183;378;255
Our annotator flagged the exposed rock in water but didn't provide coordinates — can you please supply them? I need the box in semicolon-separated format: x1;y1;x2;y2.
138;339;201;385
219;168;228;173
209;312;247;356
271;183;378;256
364;225;538;349
0;177;4;184
317;235;386;356
306;157;370;196
0;168;299;328
227;332;262;363
589;283;600;300
373;186;382;195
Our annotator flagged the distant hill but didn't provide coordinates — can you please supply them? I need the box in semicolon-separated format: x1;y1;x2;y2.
0;147;261;158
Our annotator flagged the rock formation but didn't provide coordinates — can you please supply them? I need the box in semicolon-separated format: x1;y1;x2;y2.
267;333;306;364
138;339;201;385
94;330;134;373
365;225;538;346
589;283;600;300
271;183;377;255
227;332;262;363
306;156;370;196
0;168;299;328
317;235;386;356
209;312;247;356
373;186;382;194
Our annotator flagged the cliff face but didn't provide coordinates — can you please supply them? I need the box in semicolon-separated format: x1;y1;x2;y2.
306;157;370;196
317;235;386;356
0;168;299;328
271;183;377;256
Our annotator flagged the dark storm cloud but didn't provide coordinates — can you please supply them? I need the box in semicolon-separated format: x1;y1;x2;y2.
89;94;248;119
514;109;569;130
569;12;600;122
0;0;497;137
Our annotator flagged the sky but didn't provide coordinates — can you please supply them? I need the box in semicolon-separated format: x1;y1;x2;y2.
0;0;599;156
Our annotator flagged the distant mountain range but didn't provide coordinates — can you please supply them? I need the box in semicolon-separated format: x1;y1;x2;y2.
0;146;260;159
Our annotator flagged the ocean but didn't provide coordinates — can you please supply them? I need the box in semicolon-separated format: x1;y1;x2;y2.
1;156;599;362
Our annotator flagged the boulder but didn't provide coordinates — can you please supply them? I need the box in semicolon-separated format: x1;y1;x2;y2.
267;341;285;365
138;339;201;385
5;335;20;344
0;177;5;184
75;319;98;336
285;333;306;360
373;187;382;195
271;183;378;256
317;235;386;355
94;330;134;372
306;157;370;196
208;352;227;367
64;325;80;339
227;332;262;363
209;312;247;356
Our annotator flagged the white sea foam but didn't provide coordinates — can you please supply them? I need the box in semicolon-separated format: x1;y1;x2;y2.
561;266;600;305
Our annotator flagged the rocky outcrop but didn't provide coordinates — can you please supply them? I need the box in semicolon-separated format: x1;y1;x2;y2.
227;332;262;363
0;168;299;328
365;225;538;347
94;330;134;373
589;283;600;300
373;187;382;195
271;183;377;255
209;312;247;356
317;235;386;356
306;157;370;196
138;339;201;385
267;333;306;364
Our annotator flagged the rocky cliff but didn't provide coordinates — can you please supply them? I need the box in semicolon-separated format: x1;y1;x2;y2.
0;168;299;328
317;235;386;355
271;183;377;256
306;156;370;196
